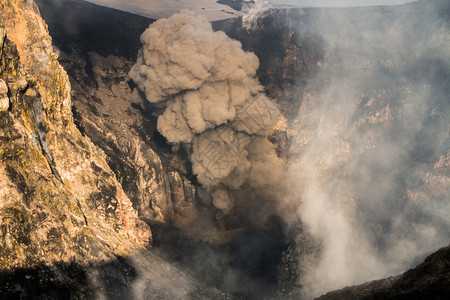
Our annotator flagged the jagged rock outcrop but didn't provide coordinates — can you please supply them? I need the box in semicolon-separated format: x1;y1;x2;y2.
0;0;150;283
316;244;450;299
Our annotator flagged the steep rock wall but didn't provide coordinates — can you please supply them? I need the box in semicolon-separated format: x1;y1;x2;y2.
0;0;150;273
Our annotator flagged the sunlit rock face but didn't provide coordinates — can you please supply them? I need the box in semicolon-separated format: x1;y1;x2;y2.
0;78;8;111
0;1;152;296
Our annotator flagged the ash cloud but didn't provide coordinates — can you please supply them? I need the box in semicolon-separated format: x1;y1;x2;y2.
130;12;281;212
285;1;450;297
129;1;449;298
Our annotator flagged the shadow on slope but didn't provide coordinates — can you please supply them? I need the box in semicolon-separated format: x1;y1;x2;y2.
36;0;154;60
0;251;234;300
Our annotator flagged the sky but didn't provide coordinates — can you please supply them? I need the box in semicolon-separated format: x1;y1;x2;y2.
276;0;418;6
81;0;420;21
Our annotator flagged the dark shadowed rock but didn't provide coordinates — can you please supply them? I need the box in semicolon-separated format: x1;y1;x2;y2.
316;244;450;300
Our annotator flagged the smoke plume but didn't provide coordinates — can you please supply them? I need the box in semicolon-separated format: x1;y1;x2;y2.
130;12;280;212
285;2;450;297
242;1;277;31
129;2;449;298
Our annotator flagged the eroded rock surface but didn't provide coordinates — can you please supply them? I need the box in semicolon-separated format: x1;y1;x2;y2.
0;0;150;294
316;244;450;300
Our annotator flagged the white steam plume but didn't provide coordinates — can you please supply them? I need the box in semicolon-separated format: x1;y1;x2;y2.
242;2;277;31
130;12;280;211
286;3;450;297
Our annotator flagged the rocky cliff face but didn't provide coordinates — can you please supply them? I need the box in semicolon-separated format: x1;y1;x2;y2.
0;0;152;297
2;0;449;298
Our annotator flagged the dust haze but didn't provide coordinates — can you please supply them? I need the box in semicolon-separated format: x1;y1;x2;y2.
129;1;449;298
284;1;450;297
